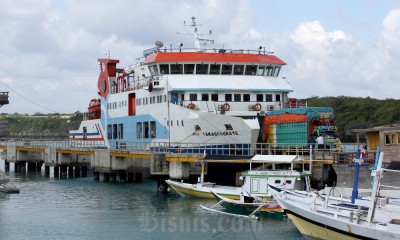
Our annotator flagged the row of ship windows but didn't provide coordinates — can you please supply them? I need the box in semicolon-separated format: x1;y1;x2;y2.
148;64;281;77
137;95;167;106
107;95;168;109
188;93;281;102
107;121;237;140
106;121;185;139
108;93;281;110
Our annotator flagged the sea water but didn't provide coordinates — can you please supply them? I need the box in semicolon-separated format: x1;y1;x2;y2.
0;161;303;240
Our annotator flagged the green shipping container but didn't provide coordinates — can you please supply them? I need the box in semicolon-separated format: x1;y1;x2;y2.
268;122;308;148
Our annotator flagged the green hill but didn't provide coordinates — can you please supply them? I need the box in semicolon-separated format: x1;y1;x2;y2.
0;112;83;138
305;96;400;141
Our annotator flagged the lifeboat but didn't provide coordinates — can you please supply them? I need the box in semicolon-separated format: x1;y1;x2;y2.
88;98;101;119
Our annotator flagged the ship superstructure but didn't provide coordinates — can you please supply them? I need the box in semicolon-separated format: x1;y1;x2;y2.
70;17;293;151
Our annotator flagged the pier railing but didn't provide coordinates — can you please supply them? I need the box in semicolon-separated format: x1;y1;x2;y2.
0;139;363;162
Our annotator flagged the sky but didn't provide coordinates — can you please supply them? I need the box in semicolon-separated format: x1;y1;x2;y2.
1;0;400;114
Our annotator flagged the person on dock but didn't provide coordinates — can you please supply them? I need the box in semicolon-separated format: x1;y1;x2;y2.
316;134;324;151
307;134;316;154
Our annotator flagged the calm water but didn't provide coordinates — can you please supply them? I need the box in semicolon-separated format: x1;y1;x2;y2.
0;160;303;240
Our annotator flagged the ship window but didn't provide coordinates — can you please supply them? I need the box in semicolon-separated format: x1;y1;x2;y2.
163;95;167;102
257;65;265;76
150;121;156;138
170;64;183;74
160;64;169;74
209;64;221;75
181;120;184;127
196;64;209;74
170;120;173;127
189;94;197;101
276;94;281;102
274;180;281;184
107;125;112;139
211;94;218;101
152;65;159;75
149;65;158;75
256;94;263;102
136;122;142;139
243;94;250;102
265;94;273;101
274;66;281;77
152;96;156;104
118;124;123;139
234;94;241;102
195;125;201;132
221;64;232;75
285;180;292;184
202;93;209;101
144;122;149;138
184;64;195;74
177;120;179;126
150;97;153;104
225;94;232;101
265;66;273;76
113;124;117;139
225;124;233;131
233;65;244;75
252;179;259;192
245;65;257;75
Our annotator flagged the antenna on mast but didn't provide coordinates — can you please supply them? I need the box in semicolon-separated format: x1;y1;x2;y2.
177;16;214;52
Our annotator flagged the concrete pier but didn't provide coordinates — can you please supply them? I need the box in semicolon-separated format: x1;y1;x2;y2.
1;140;371;188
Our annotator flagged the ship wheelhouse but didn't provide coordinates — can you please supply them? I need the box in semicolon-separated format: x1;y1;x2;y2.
143;51;293;117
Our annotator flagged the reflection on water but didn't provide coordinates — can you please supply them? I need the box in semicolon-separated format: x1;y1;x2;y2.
0;160;303;240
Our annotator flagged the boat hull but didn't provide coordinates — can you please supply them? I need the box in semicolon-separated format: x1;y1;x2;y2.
166;180;241;199
211;192;283;220
272;190;400;240
285;210;363;240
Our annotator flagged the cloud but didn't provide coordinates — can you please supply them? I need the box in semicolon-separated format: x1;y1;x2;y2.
0;1;399;114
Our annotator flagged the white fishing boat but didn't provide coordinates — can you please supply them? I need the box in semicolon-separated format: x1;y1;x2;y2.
271;151;400;240
200;191;282;220
166;154;311;200
69;17;295;152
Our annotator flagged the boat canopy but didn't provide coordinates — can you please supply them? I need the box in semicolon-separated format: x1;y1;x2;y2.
266;107;334;120
250;155;304;163
167;75;294;92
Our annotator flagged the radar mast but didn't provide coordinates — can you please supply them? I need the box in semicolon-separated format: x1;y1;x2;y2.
179;17;214;52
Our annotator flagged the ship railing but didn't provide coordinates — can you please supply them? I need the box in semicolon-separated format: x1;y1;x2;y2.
107;140;360;159
0;140;361;163
151;47;275;55
177;100;282;113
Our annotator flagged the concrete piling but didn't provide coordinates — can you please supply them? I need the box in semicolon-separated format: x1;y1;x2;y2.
45;166;50;177
93;172;99;181
54;166;60;178
74;166;80;178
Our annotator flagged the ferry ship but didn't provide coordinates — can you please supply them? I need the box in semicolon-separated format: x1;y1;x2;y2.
70;17;293;151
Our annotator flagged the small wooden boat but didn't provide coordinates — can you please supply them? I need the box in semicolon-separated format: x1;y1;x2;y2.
0;184;20;194
0;176;20;194
167;155;311;200
200;191;282;220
